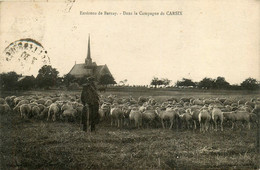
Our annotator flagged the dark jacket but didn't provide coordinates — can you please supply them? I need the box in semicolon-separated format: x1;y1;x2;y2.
81;84;99;106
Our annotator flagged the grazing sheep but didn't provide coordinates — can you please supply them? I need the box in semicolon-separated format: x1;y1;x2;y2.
13;100;29;114
179;112;192;129
155;107;179;129
193;99;204;106
245;101;255;109
61;103;74;112
223;112;236;129
47;103;60;121
44;100;53;107
110;105;124;127
209;107;223;131
223;111;250;129
61;109;77;122
129;107;142;128
36;99;46;105
142;109;157;128
31;106;41;117
99;103;110;121
0;104;11;115
5;96;12;106
20;104;31;118
0;98;6;104
238;99;246;106
249;113;258;128
187;108;200;130
138;96;148;106
122;105;131;126
198;110;211;132
234;111;251;130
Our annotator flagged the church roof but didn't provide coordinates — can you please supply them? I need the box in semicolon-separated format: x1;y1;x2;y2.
68;63;112;78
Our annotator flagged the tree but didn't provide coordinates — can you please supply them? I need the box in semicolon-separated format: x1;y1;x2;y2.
176;78;196;87
36;65;59;88
63;74;77;87
214;77;230;89
198;77;215;89
0;71;21;90
98;74;116;87
119;79;128;86
241;77;259;90
151;77;162;87
17;76;35;90
162;78;171;86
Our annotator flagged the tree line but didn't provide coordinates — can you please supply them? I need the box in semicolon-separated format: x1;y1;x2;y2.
0;65;116;90
0;65;259;91
150;77;259;90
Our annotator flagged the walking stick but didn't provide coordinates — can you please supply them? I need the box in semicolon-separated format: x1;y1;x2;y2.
86;104;90;132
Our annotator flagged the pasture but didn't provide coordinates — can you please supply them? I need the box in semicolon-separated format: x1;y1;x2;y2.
0;88;259;169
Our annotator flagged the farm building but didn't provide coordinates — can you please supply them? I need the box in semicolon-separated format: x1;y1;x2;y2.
68;36;113;80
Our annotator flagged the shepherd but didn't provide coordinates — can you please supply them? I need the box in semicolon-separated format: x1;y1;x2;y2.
81;77;100;132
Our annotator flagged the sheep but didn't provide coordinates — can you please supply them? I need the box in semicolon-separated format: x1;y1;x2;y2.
179;111;192;130
187;108;200;130
139;105;147;113
249;113;258;128
5;96;12;106
138;96;148;106
142;109;157;128
61;109;77;122
155;107;179;129
198;110;211;132
0;98;6;104
36;99;46;105
234;111;251;130
238;99;246;106
209;107;223;131
20;104;31;118
13;100;29;114
121;105;131;126
245;101;255;109
181;97;190;103
47;103;60;121
61;103;74;112
0;104;11;115
44;99;53;107
99;102;111;121
129;107;142;128
223;111;250;130
110;104;124;127
193;99;204;106
223;112;236;129
38;106;49;120
31;105;41;118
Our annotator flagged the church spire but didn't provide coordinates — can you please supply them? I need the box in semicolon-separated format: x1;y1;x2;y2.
85;34;92;65
87;34;91;59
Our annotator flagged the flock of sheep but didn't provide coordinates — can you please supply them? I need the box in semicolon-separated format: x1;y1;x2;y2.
0;93;259;132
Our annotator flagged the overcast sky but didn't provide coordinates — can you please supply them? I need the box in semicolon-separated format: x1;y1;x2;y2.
0;0;259;85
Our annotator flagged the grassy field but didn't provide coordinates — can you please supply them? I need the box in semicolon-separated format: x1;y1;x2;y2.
0;89;259;169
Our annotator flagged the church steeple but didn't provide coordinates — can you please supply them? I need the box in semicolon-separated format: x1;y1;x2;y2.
85;34;92;65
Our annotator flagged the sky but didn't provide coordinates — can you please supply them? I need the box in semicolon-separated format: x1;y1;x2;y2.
0;0;259;85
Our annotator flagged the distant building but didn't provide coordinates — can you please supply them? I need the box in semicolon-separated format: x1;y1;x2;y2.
68;36;113;80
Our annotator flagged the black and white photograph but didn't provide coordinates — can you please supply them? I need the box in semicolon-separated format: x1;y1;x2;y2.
0;0;259;169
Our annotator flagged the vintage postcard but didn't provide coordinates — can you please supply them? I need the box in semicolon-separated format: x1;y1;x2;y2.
0;0;259;169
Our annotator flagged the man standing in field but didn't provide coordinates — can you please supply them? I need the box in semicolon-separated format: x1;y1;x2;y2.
81;77;100;132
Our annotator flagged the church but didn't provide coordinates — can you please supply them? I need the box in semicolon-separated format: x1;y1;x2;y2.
68;36;113;81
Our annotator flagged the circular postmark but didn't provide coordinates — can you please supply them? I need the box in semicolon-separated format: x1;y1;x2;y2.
1;38;50;75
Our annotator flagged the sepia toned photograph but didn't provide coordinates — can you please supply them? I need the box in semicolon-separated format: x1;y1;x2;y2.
0;0;259;169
